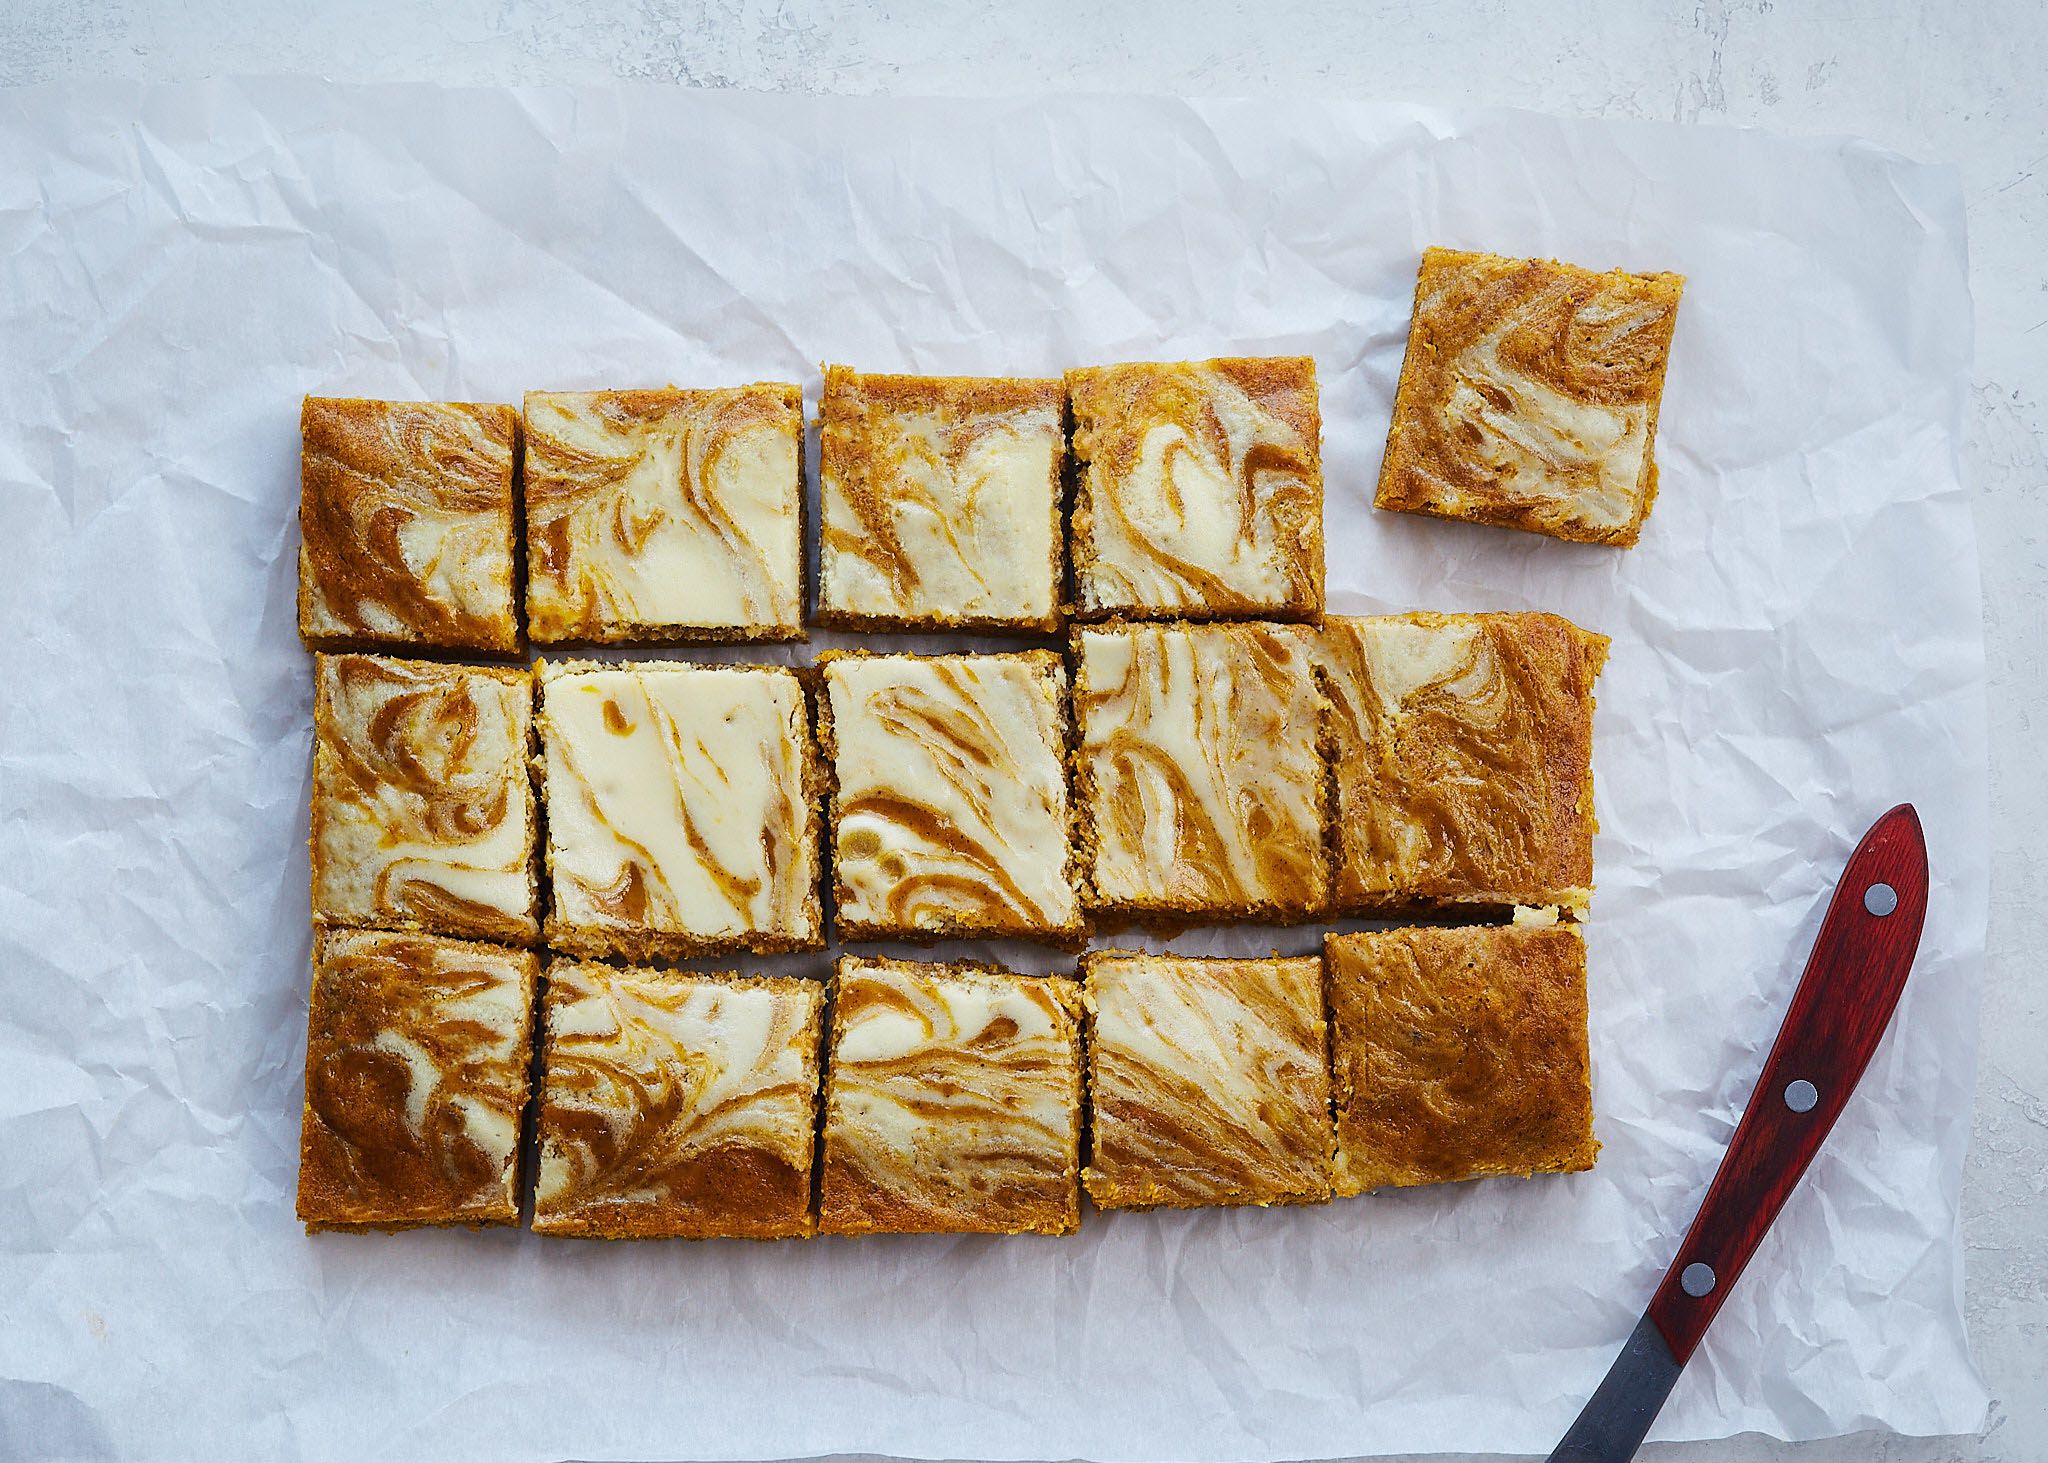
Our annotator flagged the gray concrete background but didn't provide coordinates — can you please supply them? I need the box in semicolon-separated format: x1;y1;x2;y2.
4;2;2041;1459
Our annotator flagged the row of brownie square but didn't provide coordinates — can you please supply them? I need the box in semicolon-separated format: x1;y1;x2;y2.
307;612;1606;955
297;357;1324;656
297;926;1597;1237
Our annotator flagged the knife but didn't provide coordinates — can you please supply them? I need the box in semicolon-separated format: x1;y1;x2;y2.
1548;803;1931;1462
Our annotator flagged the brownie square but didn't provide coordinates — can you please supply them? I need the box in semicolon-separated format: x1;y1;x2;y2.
819;650;1081;944
819;955;1082;1236
1324;923;1598;1194
1082;951;1332;1210
1072;621;1328;921
1375;248;1684;546
538;660;823;961
310;653;539;945
298;397;521;654
815;367;1063;632
533;963;823;1240
1067;357;1323;620
522;386;805;642
1316;612;1607;916
297;928;538;1232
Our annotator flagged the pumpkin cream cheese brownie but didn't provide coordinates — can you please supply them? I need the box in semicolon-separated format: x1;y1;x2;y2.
1072;620;1329;921
1316;611;1606;917
533;963;823;1240
297;397;522;655
296;929;537;1233
1067;357;1323;620
1376;248;1683;546
816;367;1064;632
819;650;1081;944
819;956;1082;1236
1082;951;1333;1210
523;385;805;642
1324;923;1598;1193
538;660;822;960
309;653;539;945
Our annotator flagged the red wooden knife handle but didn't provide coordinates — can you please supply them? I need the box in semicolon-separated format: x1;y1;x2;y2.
1644;804;1930;1364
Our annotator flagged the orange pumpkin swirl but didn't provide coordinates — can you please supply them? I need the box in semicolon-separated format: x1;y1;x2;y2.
1315;612;1606;914
522;385;804;642
310;653;538;945
1068;357;1323;619
1082;952;1333;1210
297;397;520;653
1375;248;1683;546
822;651;1080;942
818;956;1082;1236
816;368;1063;630
296;929;537;1232
1073;621;1328;920
533;964;822;1239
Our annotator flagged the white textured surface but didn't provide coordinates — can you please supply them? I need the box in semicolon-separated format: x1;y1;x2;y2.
1;4;2040;1462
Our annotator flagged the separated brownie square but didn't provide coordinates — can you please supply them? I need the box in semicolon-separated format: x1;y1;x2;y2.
1316;611;1606;917
819;955;1082;1236
816;367;1063;632
1082;950;1332;1210
533;963;823;1240
523;385;805;642
1324;923;1597;1193
297;928;537;1232
298;397;521;654
1375;248;1683;546
310;653;538;945
1067;357;1323;620
538;660;822;961
819;650;1081;943
1072;621;1328;921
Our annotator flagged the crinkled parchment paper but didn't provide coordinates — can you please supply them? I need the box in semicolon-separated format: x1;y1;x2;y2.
0;82;1987;1462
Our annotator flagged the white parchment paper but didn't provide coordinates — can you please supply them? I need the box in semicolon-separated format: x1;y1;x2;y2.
0;82;1989;1462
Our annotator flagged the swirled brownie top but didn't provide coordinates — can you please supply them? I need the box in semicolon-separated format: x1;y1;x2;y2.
819;956;1081;1236
817;367;1063;632
821;650;1080;943
533;963;822;1240
310;653;538;945
523;385;804;643
1072;621;1328;920
538;660;821;961
297;929;537;1232
1082;951;1333;1211
298;397;520;653
1375;249;1683;546
1316;611;1606;916
1068;357;1323;620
